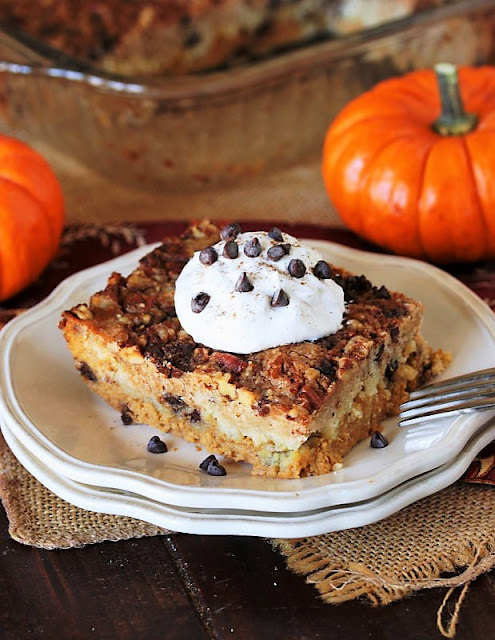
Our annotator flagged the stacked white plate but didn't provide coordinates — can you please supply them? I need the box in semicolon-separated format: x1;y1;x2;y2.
1;241;494;537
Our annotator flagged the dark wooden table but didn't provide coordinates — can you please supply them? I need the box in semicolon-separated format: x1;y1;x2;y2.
1;222;494;639
0;506;493;640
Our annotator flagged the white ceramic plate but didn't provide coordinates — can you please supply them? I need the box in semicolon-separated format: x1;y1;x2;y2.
2;415;494;537
0;241;494;513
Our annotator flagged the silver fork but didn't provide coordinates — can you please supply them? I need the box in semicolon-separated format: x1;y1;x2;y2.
399;367;495;426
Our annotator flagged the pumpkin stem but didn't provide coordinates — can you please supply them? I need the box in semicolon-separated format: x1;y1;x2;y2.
432;63;477;136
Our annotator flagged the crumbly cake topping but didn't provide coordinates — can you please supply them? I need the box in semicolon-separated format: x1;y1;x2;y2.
63;221;419;421
0;1;447;76
174;226;345;354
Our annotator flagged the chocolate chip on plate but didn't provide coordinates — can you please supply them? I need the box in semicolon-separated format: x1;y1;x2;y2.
191;292;210;313
370;431;389;449
147;435;168;454
199;454;227;476
121;410;133;425
199;454;216;471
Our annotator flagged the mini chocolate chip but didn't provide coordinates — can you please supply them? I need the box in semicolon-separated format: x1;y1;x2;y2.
267;244;290;261
317;358;338;377
206;458;227;476
199;246;218;265
390;326;400;342
199;454;216;471
220;223;241;240
383;307;405;319
235;272;254;292
288;258;306;278
191;292;210;313
147;435;168;454
341;274;373;301
121;410;133;425
268;227;284;241
78;362;97;382
319;334;337;350
223;240;239;259
184;30;201;48
373;285;391;300
189;409;201;423
370;431;389;449
313;260;333;279
147;341;195;373
199;454;227;476
271;289;289;307
374;343;385;362
244;237;262;257
163;393;187;412
385;359;399;382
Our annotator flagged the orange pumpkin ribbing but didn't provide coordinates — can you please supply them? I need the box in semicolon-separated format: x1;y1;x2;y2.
322;66;495;263
0;136;64;300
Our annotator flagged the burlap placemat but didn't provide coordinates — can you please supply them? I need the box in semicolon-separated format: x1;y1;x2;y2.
0;431;168;548
1;222;494;638
274;483;494;638
0;430;493;638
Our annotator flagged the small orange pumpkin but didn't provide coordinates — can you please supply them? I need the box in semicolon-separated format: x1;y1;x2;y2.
0;135;64;301
322;64;495;263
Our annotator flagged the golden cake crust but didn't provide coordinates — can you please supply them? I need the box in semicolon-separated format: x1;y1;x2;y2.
60;220;448;478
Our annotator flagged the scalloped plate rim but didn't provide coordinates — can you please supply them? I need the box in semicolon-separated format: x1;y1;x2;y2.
0;239;494;513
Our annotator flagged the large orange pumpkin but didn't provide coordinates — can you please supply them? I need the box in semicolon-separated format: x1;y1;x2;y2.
322;64;495;263
0;135;64;301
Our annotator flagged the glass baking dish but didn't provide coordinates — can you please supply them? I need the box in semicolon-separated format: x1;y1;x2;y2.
0;0;493;192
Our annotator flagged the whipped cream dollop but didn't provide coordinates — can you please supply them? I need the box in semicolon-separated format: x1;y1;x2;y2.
174;227;345;354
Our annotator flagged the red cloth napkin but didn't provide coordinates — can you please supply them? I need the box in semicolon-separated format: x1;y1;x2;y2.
463;442;495;485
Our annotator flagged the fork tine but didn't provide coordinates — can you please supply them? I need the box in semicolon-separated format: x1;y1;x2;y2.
407;367;495;400
399;366;495;426
400;378;495;411
400;388;495;416
399;397;495;426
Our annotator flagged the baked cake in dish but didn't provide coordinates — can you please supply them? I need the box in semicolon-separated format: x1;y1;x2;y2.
0;1;449;76
60;221;447;478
